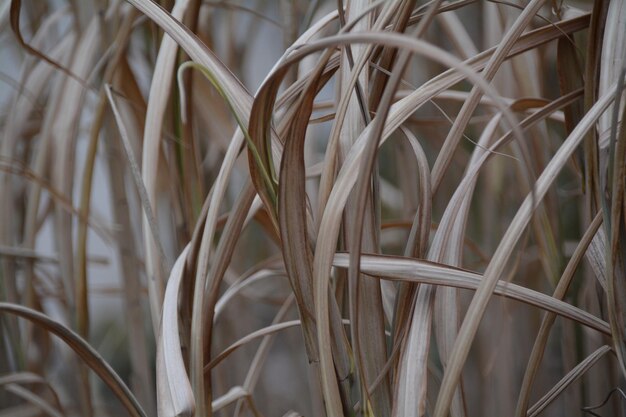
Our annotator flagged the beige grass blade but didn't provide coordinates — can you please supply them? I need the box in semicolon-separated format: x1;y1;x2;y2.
597;0;626;149
527;346;612;417
105;84;168;334
249;31;354;417
581;0;606;217
390;126;431;346
9;0;89;88
214;266;286;320
42;17;103;416
232;295;295;417
3;384;64;417
0;30;74;377
332;254;609;335
187;129;247;416
0;247;57;263
101;90;155;416
141;0;192;338
585;227;608;291
347;5;445;415
157;245;194;417
0;303;146;417
212;386;251;413
207;320;302;370
429;113;502;417
276;61;344;417
182;181;256;416
606;69;626;378
0;372;64;413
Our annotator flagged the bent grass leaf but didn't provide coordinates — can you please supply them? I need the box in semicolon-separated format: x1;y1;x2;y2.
0;303;146;417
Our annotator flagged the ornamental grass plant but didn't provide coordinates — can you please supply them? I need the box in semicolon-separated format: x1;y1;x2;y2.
0;0;625;416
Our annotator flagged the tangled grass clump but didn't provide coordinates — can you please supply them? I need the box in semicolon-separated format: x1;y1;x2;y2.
0;0;625;416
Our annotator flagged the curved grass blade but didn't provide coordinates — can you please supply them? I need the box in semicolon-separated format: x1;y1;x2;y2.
0;303;146;417
332;253;610;335
157;245;194;417
528;346;612;417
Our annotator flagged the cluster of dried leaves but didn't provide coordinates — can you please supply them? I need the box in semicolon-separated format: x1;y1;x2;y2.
1;0;625;416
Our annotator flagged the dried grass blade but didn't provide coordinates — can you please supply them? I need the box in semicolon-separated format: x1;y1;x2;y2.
347;22;406;407
399;126;431;259
114;4;297;406
430;113;502;417
105;84;168;334
527;346;612;417
606;67;626;377
9;0;87;88
4;34;75;361
49;18;101;341
0;247;57;263
597;0;626;148
0;372;64;413
585;225;608;291
207;320;301;370
276;57;344;417
185;129;245;416
332;254;610;335
0;303;146;417
556;34;584;137
3;383;64;417
233;295;295;417
336;5;393;415
390;126;431;351
393;286;434;417
193;183;256;416
581;0;607;215
514;211;603;417
157;245;194;417
214;266;286;321
44;19;103;417
141;0;192;335
102;99;155;415
212;387;249;413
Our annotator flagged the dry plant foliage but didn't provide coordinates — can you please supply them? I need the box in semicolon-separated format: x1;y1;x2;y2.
1;0;625;416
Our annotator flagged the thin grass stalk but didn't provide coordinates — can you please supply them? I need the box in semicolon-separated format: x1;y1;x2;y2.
514;211;603;417
527;346;613;417
0;303;146;417
103;96;156;415
581;0;608;217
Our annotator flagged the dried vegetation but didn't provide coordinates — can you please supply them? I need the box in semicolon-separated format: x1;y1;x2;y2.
0;0;625;416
